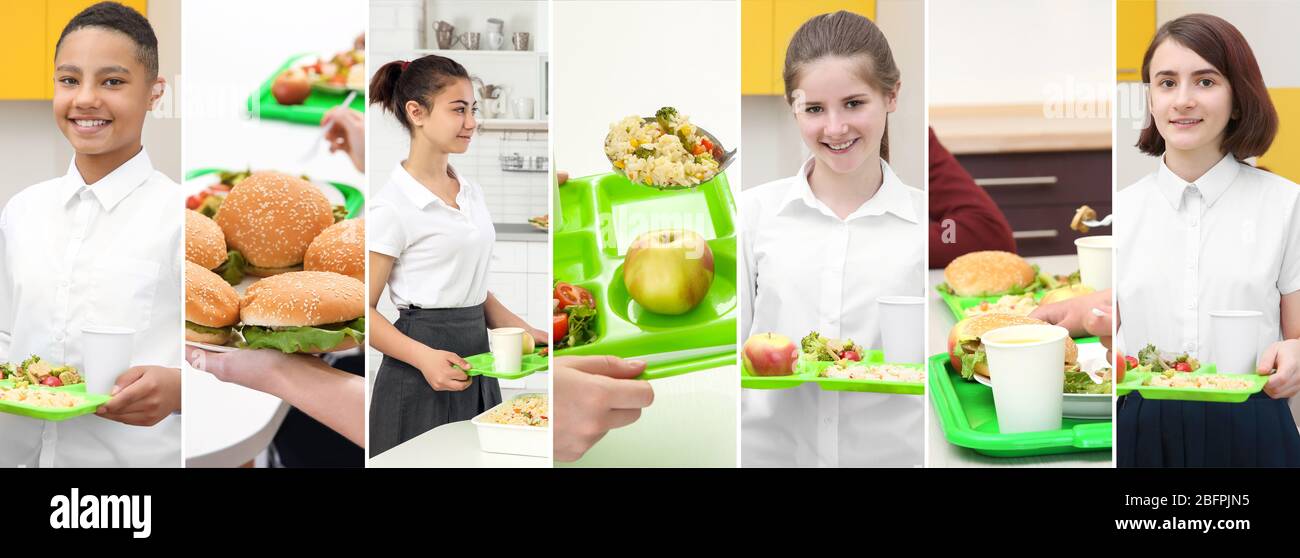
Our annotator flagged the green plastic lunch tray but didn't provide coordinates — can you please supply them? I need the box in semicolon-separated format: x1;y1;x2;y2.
934;286;1100;344
928;352;1112;457
741;350;884;389
185;168;365;219
740;350;923;394
554;172;738;380
0;383;110;421
1116;365;1267;403
247;54;366;126
459;351;549;380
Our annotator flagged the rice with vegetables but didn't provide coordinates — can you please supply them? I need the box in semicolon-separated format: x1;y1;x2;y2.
0;387;83;408
486;394;549;427
820;363;925;383
605;107;722;188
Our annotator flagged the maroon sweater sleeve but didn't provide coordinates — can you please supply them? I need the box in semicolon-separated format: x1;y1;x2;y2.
928;127;1016;268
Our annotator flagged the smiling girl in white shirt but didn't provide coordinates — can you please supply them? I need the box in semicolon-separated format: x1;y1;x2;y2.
741;11;925;467
1116;13;1300;467
366;55;547;458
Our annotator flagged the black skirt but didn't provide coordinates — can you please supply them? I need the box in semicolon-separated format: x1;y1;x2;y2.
1118;391;1300;467
368;304;502;458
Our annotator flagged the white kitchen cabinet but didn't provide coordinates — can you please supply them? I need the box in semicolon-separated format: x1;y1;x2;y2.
490;241;528;273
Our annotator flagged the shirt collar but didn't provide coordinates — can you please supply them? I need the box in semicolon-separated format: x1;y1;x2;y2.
59;148;154;211
393;161;468;210
1156;153;1239;210
777;157;918;223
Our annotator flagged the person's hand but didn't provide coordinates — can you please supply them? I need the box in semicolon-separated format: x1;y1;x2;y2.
1256;339;1300;399
322;107;365;172
554;355;653;462
186;347;316;393
95;366;181;426
1029;289;1112;352
557;170;569;185
415;348;471;391
527;326;550;348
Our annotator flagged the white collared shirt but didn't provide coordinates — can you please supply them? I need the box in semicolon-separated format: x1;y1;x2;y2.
1116;154;1300;362
368;162;495;309
740;158;925;467
0;149;181;468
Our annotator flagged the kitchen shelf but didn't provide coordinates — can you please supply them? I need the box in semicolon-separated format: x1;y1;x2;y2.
415;48;546;58
480;118;548;131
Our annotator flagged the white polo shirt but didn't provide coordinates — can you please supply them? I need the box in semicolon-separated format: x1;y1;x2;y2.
1116;154;1300;362
0;149;182;468
368;162;495;309
740;158;926;468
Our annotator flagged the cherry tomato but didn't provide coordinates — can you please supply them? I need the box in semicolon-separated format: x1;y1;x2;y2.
553;313;569;342
553;282;594;310
842;350;861;361
41;376;62;387
1175;362;1192;372
1125;356;1138;369
186;192;207;210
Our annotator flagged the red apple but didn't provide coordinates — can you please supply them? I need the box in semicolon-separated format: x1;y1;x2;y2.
272;69;311;105
743;333;799;377
622;229;714;315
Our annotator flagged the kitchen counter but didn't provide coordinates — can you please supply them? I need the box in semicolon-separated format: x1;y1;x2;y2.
367;420;551;468
929;104;1112;155
927;253;1113;468
495;223;548;242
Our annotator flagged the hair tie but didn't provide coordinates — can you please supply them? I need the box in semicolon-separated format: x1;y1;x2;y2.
400;60;410;71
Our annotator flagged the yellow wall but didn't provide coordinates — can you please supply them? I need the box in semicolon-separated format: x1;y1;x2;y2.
1259;88;1300;184
0;0;148;100
741;0;876;96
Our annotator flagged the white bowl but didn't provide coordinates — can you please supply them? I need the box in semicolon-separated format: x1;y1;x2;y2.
470;395;551;457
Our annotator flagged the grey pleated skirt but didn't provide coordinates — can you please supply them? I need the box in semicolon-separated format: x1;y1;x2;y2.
368;304;501;458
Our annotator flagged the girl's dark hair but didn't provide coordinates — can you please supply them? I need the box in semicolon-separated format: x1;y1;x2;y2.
369;55;470;133
57;1;159;79
783;10;900;161
1137;13;1276;160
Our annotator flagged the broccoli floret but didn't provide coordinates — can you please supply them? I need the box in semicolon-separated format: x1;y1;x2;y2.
0;363;13;380
801;331;826;358
655;106;679;133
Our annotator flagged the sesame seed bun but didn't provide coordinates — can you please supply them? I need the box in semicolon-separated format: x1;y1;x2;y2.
240;271;364;328
185;261;240;344
947;312;1078;378
186;210;227;270
304;218;364;282
944;250;1036;296
214;172;334;275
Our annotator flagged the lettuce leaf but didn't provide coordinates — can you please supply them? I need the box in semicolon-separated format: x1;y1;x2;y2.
218;250;246;285
958;347;986;380
241;317;365;353
562;304;597;349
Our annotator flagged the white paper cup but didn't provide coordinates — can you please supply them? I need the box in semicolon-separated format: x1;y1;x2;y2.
1075;235;1113;290
982;324;1069;434
877;296;925;363
81;326;135;391
488;327;525;373
1209;310;1262;375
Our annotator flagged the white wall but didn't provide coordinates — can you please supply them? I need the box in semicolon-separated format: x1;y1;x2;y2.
370;0;549;223
740;0;925;189
0;0;180;208
1118;0;1300;189
929;0;1112;106
553;0;740;186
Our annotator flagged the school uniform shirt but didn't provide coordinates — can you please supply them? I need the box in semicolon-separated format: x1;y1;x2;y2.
368;162;495;309
0;149;182;468
741;158;926;467
1116;154;1300;362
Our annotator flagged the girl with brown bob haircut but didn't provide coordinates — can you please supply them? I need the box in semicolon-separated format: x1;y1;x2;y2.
1116;13;1300;468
